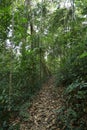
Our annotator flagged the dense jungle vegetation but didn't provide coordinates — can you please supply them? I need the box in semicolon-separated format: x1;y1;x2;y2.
0;0;87;129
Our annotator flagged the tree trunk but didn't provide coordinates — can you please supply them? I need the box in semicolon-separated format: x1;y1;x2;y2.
9;8;14;110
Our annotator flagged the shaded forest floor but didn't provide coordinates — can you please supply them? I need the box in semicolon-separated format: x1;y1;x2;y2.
18;77;63;130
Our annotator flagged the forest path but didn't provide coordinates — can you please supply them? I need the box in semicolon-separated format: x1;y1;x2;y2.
20;77;63;130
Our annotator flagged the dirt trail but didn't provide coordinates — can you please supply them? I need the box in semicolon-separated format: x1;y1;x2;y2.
20;77;63;130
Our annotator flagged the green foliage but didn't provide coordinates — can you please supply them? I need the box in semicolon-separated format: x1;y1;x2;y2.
54;1;87;129
80;52;87;58
1;0;87;129
19;102;31;121
57;80;87;129
0;0;12;42
55;31;87;129
8;123;20;130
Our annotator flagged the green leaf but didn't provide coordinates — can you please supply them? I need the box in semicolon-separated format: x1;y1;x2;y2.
80;52;87;58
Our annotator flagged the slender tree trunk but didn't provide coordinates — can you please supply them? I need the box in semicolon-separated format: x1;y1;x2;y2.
9;63;12;110
21;0;30;63
30;21;34;50
71;0;75;21
9;9;14;110
24;0;35;50
40;47;42;84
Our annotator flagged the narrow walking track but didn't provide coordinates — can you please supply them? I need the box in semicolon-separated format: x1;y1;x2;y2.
20;77;63;130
